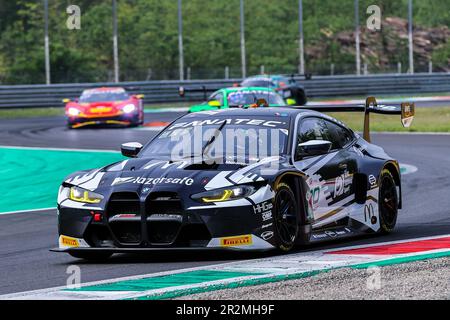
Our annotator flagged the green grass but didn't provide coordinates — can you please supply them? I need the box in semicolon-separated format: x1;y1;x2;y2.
328;106;450;132
0;102;190;119
0;107;65;118
310;92;450;102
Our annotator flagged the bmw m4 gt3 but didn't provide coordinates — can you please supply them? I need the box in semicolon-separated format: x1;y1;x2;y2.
53;97;414;260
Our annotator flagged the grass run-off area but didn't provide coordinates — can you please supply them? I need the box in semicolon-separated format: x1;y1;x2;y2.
0;104;449;133
329;106;450;133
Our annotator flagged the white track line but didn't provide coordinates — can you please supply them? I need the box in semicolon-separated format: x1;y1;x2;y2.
0;145;120;153
0;207;55;216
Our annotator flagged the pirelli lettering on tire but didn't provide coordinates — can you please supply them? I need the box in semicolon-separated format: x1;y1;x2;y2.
220;235;253;247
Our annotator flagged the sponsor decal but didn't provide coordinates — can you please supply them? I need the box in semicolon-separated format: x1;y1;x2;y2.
364;204;377;224
260;231;274;241
334;170;351;198
60;235;79;248
109;214;138;222
306;186;320;209
168;118;287;130
262;211;273;222
115;214;137;218
368;175;377;188
112;176;194;187
220;235;253;247
262;223;273;229
253;201;273;214
90;106;112;113
253;201;274;222
311;227;352;240
149;214;183;222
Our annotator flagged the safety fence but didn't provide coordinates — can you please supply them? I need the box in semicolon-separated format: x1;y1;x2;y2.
0;73;449;108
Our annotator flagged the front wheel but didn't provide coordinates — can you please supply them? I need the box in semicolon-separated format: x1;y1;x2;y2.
273;183;299;252
378;169;399;234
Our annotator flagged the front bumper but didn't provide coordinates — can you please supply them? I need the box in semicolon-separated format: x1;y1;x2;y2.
68;113;140;128
57;195;276;252
51;245;273;254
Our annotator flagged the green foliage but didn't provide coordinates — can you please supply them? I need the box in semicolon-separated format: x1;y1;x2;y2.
0;0;448;84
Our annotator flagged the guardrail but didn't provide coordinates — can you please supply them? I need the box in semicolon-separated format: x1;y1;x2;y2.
0;73;449;108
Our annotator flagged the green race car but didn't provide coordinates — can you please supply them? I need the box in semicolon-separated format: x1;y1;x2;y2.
186;87;295;113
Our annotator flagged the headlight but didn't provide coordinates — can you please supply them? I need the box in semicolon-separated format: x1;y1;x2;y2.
192;186;255;203
69;186;103;204
68;107;80;116
122;104;136;113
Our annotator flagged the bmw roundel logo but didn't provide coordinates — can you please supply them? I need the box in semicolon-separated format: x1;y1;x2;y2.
142;187;151;194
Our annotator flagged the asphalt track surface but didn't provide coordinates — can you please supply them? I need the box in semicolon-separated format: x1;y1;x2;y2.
0;110;449;295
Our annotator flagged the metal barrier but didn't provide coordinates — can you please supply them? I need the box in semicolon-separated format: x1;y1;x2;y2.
0;73;449;108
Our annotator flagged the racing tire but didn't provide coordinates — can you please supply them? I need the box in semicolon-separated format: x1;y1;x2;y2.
378;169;398;234
69;251;113;261
291;88;307;106
273;183;299;252
296;90;308;106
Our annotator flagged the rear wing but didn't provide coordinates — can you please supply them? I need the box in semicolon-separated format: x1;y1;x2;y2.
178;86;215;101
304;97;415;142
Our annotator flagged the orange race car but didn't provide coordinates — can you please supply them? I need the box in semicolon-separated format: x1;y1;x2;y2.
64;87;144;129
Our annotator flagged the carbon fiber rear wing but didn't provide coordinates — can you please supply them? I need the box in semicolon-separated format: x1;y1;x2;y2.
305;97;415;142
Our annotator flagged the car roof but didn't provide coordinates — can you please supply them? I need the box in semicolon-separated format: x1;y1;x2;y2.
221;87;276;93
82;87;126;94
183;107;313;119
244;75;288;81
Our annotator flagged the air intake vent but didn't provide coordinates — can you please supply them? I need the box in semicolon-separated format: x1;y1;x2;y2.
107;192;141;244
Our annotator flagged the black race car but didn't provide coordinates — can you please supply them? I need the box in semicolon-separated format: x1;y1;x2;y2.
240;75;308;106
53;97;414;260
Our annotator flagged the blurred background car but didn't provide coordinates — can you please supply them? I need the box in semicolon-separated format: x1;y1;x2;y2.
184;87;291;113
64;87;144;129
240;75;308;106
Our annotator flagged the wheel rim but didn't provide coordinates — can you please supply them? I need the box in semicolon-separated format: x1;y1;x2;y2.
380;176;397;226
274;190;298;246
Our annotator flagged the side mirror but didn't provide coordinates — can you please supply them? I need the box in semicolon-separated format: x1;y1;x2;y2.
121;142;143;158
286;98;296;106
62;98;71;104
296;140;332;160
207;100;221;107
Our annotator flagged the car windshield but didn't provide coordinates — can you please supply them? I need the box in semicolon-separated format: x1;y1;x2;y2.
80;90;129;103
227;91;285;106
140;116;290;164
273;77;291;87
241;79;275;88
